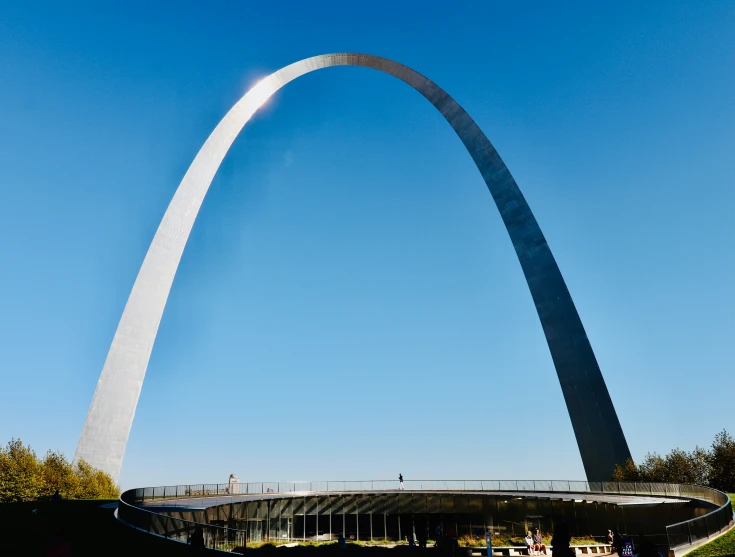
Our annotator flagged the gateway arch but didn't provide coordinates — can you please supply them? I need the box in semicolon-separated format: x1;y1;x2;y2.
75;54;631;482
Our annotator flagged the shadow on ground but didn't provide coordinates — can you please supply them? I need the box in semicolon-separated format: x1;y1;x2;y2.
0;500;442;556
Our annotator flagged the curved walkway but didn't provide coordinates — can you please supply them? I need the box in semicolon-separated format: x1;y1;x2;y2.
117;480;733;555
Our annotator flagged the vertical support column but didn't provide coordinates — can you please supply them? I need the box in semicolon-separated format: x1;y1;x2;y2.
246;501;251;546
454;495;458;541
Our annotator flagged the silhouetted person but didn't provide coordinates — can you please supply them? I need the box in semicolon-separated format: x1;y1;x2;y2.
51;490;62;503
551;523;574;557
46;529;71;557
399;473;404;490
416;522;427;549
436;528;457;557
612;531;623;557
634;535;661;557
190;526;205;556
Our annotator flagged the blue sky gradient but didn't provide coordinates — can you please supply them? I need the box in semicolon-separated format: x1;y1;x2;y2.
0;1;732;489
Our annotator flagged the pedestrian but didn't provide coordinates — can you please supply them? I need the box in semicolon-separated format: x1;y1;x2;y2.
46;529;72;557
417;521;427;549
524;531;534;555
190;525;205;556
399;473;404;490
550;523;574;557
613;530;622;557
533;529;546;555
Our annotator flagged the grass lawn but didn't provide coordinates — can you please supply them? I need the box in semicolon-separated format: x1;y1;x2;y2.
685;495;735;557
686;527;735;557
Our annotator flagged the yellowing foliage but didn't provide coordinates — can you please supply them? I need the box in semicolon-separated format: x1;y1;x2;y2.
0;438;119;502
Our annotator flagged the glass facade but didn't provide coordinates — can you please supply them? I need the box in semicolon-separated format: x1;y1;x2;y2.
148;492;709;546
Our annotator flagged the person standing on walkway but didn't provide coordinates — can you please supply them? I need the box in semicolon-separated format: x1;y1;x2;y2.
399;473;404;490
190;525;205;556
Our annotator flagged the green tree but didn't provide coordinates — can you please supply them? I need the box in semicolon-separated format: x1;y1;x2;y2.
0;438;119;502
39;450;80;499
638;452;667;481
611;430;729;488
709;429;735;492
686;447;711;486
660;447;710;485
0;438;42;502
612;458;640;481
73;459;119;499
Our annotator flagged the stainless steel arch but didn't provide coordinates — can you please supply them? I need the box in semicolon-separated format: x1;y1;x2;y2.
75;53;631;482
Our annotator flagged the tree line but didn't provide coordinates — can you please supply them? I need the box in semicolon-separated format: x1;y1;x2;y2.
0;438;119;502
612;429;735;492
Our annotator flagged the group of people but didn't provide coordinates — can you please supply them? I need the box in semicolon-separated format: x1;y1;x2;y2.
524;529;546;555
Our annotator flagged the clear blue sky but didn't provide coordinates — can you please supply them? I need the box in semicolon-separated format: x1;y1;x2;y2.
0;1;732;490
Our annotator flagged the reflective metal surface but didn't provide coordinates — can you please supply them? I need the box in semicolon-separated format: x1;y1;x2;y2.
75;54;631;481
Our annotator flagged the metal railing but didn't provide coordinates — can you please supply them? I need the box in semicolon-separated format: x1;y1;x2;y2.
665;489;732;550
130;479;718;504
